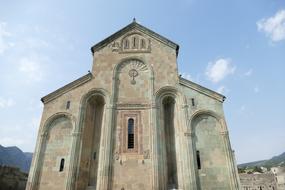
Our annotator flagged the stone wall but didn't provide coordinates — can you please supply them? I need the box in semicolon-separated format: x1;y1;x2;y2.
271;167;285;190
239;173;277;190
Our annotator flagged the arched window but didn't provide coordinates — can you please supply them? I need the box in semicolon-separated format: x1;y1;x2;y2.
124;39;129;49
128;118;134;149
196;150;201;169
59;158;65;172
66;101;71;109
140;39;146;49
132;37;138;48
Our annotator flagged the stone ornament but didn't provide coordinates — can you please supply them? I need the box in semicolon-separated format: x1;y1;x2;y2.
128;69;138;85
114;151;120;160
143;149;150;159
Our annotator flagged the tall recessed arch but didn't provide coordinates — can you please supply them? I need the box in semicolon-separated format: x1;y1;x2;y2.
76;90;107;189
162;96;178;189
112;58;153;104
37;113;74;190
154;87;186;189
191;112;231;189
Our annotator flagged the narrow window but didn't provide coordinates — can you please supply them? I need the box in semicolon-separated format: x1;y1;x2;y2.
128;118;134;149
93;152;96;160
133;37;138;48
196;150;201;170
141;39;145;49
191;98;195;106
124;39;129;49
66;101;71;109
59;158;65;172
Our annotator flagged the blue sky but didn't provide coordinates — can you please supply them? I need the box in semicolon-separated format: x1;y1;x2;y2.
0;0;284;164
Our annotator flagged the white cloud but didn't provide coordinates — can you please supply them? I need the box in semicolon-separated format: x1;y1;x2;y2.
181;72;192;81
240;105;246;112
24;38;49;49
0;22;12;54
244;69;253;76
257;10;285;42
0;97;15;108
0;137;24;147
18;56;44;82
0;116;40;151
205;58;236;83
254;86;260;93
216;86;226;94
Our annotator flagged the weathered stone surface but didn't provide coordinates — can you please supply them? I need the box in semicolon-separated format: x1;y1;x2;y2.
239;173;277;190
26;21;240;190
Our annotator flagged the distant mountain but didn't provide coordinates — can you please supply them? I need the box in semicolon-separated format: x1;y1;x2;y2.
239;152;285;169
0;145;33;173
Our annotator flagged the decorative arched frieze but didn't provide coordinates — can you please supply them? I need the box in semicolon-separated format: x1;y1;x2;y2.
120;32;151;53
112;57;154;106
113;57;154;80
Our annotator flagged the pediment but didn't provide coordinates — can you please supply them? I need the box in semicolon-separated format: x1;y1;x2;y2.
91;21;179;56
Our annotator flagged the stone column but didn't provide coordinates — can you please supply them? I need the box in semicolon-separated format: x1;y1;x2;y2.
184;132;199;190
65;131;82;190
220;130;240;190
96;104;114;190
151;104;160;190
26;132;48;190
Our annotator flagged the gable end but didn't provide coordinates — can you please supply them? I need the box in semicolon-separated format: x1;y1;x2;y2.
179;77;226;102
91;21;179;56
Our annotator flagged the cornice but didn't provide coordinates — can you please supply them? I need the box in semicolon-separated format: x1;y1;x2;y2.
41;73;93;104
179;77;226;103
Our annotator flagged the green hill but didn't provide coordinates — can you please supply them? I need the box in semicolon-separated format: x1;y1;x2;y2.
238;152;285;169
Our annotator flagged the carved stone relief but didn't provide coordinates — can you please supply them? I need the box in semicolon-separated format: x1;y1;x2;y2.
109;32;151;53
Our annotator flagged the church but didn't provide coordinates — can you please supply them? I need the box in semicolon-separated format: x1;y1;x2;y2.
26;20;240;190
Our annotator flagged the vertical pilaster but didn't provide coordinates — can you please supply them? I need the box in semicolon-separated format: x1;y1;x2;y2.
65;131;82;190
96;104;114;190
184;132;199;190
151;105;160;190
26;132;48;190
220;130;240;190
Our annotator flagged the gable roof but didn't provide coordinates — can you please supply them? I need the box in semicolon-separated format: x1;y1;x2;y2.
41;73;93;104
91;20;180;56
179;77;226;102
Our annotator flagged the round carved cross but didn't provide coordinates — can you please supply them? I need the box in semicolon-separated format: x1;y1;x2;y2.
128;69;139;84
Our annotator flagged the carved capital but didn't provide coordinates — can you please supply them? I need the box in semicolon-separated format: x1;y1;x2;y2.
72;132;82;137
220;130;229;136
114;151;120;160
41;132;48;138
184;132;194;137
143;149;150;159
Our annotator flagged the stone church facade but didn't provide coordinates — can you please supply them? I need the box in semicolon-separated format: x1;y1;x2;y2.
26;21;240;190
